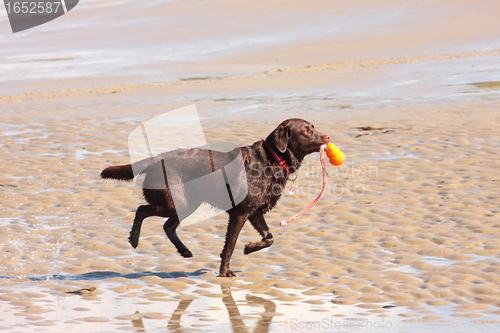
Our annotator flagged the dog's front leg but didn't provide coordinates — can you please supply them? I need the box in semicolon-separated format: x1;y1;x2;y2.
219;214;246;277
244;213;274;255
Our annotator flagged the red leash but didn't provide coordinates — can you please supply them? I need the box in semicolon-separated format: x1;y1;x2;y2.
280;144;328;227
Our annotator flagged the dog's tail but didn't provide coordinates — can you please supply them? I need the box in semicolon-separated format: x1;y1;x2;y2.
101;155;165;181
100;164;134;181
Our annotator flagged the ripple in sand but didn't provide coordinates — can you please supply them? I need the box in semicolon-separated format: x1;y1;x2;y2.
77;316;110;322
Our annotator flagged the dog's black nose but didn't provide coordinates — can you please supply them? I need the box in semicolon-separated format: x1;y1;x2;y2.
322;134;330;143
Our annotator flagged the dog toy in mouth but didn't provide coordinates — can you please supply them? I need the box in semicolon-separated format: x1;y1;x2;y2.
326;143;345;166
280;143;345;227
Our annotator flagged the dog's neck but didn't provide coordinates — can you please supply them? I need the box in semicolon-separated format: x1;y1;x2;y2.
285;148;302;174
263;139;302;174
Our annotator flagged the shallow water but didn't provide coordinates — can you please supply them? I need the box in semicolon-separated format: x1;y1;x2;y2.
0;279;417;333
1;0;500;109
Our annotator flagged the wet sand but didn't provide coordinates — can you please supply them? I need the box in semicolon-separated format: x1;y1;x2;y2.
1;102;499;331
1;0;500;331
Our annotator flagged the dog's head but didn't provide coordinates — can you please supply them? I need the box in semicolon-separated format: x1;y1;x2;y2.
267;118;330;159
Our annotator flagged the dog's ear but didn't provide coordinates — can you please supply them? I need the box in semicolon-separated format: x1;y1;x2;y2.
274;124;291;153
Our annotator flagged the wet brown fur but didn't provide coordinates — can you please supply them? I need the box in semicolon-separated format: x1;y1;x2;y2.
100;118;329;277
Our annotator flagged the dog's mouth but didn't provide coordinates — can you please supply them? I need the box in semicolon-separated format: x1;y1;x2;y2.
307;138;330;152
302;134;330;153
306;144;323;152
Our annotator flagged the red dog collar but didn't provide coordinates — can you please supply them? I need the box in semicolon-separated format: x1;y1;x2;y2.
264;141;291;176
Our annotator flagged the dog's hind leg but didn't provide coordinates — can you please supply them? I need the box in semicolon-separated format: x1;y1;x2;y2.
244;213;274;255
129;205;171;248
163;215;193;258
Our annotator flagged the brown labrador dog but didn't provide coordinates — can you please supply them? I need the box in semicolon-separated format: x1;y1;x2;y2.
101;118;329;277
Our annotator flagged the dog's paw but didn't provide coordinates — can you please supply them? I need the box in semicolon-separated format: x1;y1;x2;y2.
219;270;236;278
244;243;253;255
179;250;193;258
128;236;138;249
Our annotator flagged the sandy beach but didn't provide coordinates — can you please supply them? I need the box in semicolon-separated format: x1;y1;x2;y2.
1;0;500;332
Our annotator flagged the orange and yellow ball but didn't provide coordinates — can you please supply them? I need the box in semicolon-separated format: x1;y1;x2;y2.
326;143;345;166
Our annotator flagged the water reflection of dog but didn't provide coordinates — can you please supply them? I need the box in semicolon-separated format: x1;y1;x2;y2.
167;295;195;332
128;286;277;332
222;286;276;333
